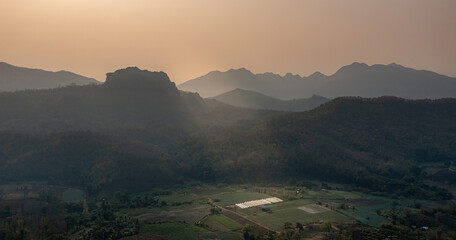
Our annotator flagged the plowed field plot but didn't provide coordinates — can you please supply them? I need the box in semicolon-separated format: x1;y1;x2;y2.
298;204;328;214
134;204;211;223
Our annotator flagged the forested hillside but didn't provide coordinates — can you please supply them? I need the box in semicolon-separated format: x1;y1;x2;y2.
0;90;454;199
174;97;456;199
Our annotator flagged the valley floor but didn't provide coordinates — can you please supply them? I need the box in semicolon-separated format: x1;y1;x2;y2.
0;182;454;240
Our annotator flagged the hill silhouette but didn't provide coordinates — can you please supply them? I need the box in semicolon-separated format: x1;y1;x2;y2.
212;88;329;111
178;63;456;99
0;62;99;92
316;63;456;99
0;67;277;144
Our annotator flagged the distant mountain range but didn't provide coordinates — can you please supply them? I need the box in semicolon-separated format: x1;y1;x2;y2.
4;61;456;100
178;62;456;99
211;88;329;111
0;62;99;92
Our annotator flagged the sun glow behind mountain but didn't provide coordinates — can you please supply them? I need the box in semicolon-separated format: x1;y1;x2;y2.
1;0;455;83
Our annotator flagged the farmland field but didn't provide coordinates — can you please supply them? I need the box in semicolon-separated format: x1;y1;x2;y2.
237;199;353;231
341;202;390;227
134;204;212;223
56;185;430;236
206;214;243;230
298;204;328;214
248;206;352;231
139;222;241;240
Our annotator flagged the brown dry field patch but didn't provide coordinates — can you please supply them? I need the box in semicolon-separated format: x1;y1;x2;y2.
298;204;328;214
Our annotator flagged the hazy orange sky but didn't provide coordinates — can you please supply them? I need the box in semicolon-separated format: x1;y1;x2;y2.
1;0;455;83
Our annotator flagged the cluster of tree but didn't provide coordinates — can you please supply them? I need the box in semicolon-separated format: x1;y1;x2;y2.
64;200;138;240
0;188;67;240
0;131;175;193
323;221;456;240
0;189;141;240
314;201;456;240
240;221;333;240
384;201;456;232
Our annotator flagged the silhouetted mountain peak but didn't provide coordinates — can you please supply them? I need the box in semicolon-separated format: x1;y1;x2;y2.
308;71;326;78
202;68;256;79
205;70;222;76
333;62;370;76
258;72;282;79
387;62;408;70
104;67;177;92
351;62;368;67
226;68;255;76
284;72;302;78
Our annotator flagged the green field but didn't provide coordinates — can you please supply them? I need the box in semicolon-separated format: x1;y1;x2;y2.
239;199;353;231
207;214;243;230
62;188;84;202
140;222;241;240
341;203;390;227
